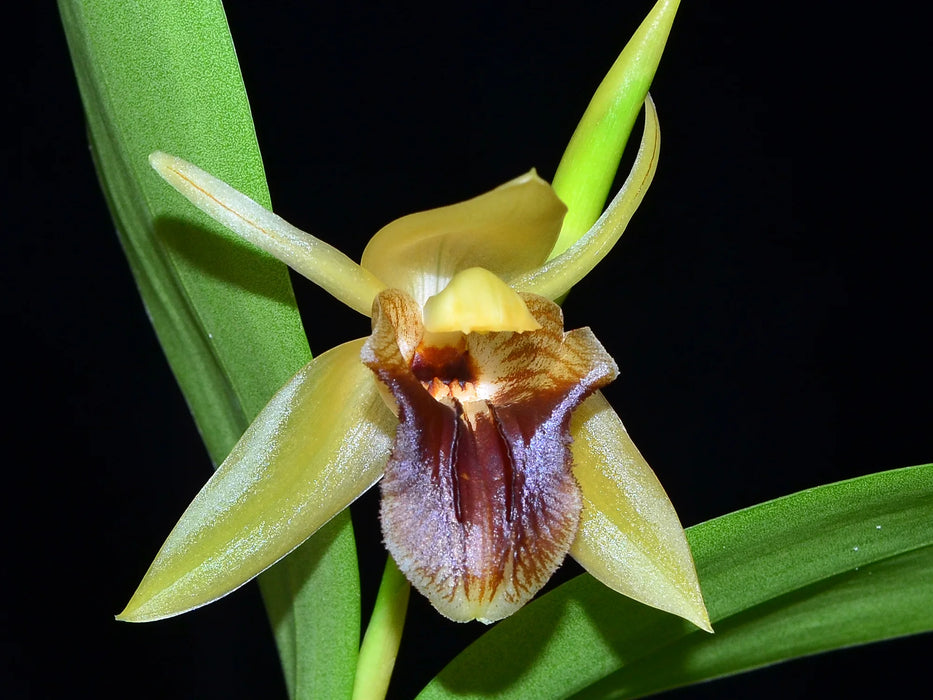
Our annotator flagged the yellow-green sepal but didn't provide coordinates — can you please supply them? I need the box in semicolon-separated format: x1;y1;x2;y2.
569;391;712;632
150;152;386;317
361;171;566;306
119;340;395;622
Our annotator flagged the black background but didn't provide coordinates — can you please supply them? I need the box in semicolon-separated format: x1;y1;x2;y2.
7;1;930;698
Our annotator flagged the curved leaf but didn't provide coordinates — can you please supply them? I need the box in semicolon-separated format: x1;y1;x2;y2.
59;0;299;449
58;2;361;697
575;543;932;698
259;509;362;700
418;464;933;698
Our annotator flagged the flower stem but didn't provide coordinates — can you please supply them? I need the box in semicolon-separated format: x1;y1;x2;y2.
352;556;410;700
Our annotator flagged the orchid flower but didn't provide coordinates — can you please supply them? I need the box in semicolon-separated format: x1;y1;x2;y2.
118;95;710;631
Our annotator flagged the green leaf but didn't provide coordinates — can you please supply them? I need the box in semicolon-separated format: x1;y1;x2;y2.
58;0;298;447
550;0;679;258
261;517;361;700
58;1;359;696
419;464;933;698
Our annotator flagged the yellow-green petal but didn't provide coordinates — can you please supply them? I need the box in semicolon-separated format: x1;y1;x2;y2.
569;391;712;632
150;152;386;316
118;339;396;622
509;96;660;301
360;170;566;306
551;0;679;257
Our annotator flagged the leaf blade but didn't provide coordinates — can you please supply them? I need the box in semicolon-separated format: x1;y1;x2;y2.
58;2;361;696
59;0;298;453
418;465;933;699
575;544;933;698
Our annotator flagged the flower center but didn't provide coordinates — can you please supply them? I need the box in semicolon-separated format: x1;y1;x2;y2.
411;267;542;404
411;339;480;402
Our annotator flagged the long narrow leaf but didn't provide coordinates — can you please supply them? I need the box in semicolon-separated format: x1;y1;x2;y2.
260;517;361;699
576;544;932;698
58;2;359;696
419;464;933;698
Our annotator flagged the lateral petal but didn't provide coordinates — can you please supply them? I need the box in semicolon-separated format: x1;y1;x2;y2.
509;95;660;300
360;172;567;306
569;390;712;632
118;339;395;622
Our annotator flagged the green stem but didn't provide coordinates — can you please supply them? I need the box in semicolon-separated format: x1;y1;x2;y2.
352;556;411;700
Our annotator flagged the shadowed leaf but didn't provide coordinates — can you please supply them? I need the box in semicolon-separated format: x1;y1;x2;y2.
419;464;932;698
58;2;360;696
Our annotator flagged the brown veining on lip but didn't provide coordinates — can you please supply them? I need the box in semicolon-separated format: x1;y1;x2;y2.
361;287;618;622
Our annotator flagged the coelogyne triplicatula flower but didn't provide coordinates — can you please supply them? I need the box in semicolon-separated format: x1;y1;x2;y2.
119;96;711;631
